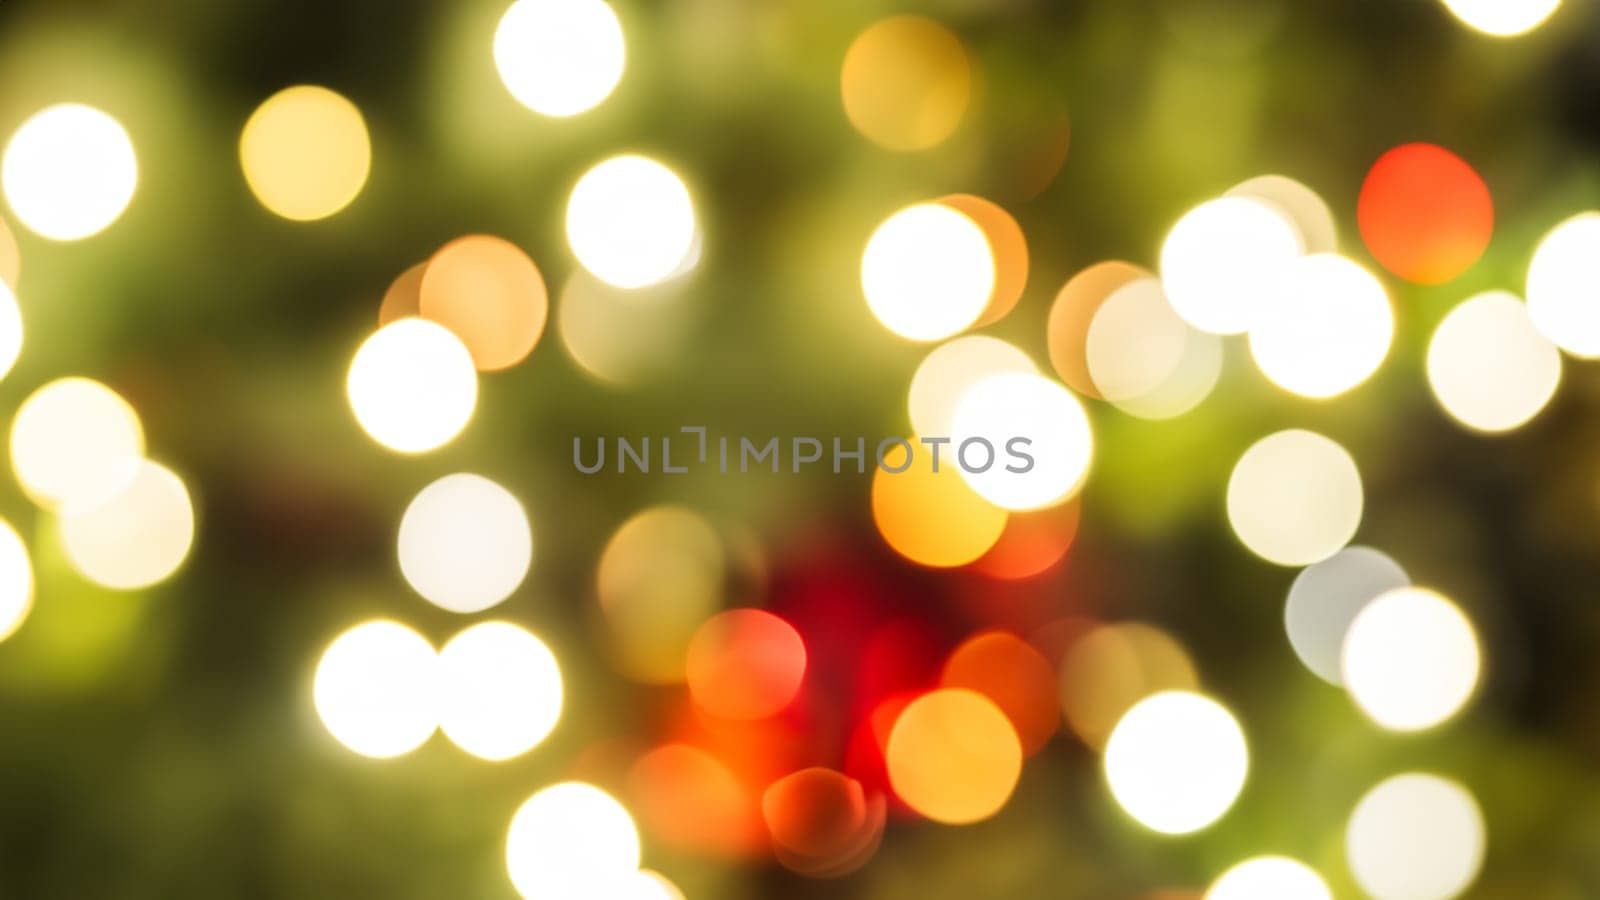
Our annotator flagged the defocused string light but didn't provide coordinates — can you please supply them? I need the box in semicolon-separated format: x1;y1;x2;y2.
240;86;371;222
862;203;995;342
346;318;478;454
936;194;1029;326
436;621;561;761
1205;856;1331;900
59;459;195;590
11;377;144;512
1440;0;1561;36
885;688;1022;824
1047;261;1151;398
1526;212;1600;357
597;506;725;683
871;438;1007;568
619;870;687;900
971;500;1079;580
1226;175;1337;253
940;631;1059;755
1284;546;1409;685
558;269;696;386
1342;587;1480;732
0;215;20;288
1086;276;1222;418
1060;622;1199;749
841;16;972;152
1250;254;1392;399
949;372;1093;510
398;473;533;614
419;235;548;371
313;620;439;759
378;261;426;326
907;335;1036;439
494;0;626;117
628;743;764;857
1160;196;1302;335
771;791;886;877
0;279;23;382
1346;773;1486;900
506;782;641;899
686;609;807;720
1227;430;1362;566
3;103;137;241
1428;291;1561;432
1103;691;1248;835
0;517;33;643
567;155;696;289
762;768;868;861
1358;143;1492;285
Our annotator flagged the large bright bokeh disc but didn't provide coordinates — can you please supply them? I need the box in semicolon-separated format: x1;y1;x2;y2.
3;103;137;241
1440;0;1561;36
1285;546;1410;684
1342;587;1480;732
11;377;144;512
239;85;371;221
596;505;725;683
313;620;439;758
494;0;626;117
1226;175;1337;253
346;318;478;453
1206;856;1332;900
1103;691;1249;835
437;622;562;761
840;16;971;152
907;335;1036;438
1160;196;1303;335
0;517;33;643
59;459;195;590
949;372;1093;511
566;155;695;289
1526;212;1600;357
1250;254;1393;399
419;235;548;371
1428;291;1561;432
506;782;641;899
1227;430;1362;566
1346;773;1486;900
872;438;1007;568
862;203;995;342
885;688;1022;824
398;473;533;613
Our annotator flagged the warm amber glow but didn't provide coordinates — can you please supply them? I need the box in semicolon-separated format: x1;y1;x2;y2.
937;194;1029;326
597;506;724;683
686;609;807;720
940;631;1059;755
841;16;971;151
886;688;1022;824
1060;622;1199;749
420;235;548;371
1046;261;1150;399
872;438;1007;568
240;86;370;221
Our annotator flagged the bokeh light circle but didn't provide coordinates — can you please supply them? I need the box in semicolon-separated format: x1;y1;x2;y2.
494;0;626;117
1428;291;1561;432
762;767;868;860
313;620;438;759
1249;254;1393;399
1205;856;1331;900
862;203;995;342
240;86;371;222
59;459;195;590
567;155;696;289
907;335;1037;439
940;631;1059;755
1358;143;1492;285
11;377;144;512
346;318;478;454
1086;277;1222;418
0;517;33;643
419;235;548;371
1226;175;1337;254
686;609;807;720
0;279;22;382
3;103;137;241
872;438;1007;568
886;688;1022;824
1103;691;1249;835
597;506;725;683
506;781;641;899
949;372;1093;511
1227;430;1363;566
1342;587;1480;732
1346;773;1486;900
399;473;533;614
437;621;561;761
841;16;971;152
1285;546;1410;684
1526;212;1600;357
1060;622;1200;749
1440;0;1560;36
936;194;1029;326
1160;196;1302;335
1047;261;1150;398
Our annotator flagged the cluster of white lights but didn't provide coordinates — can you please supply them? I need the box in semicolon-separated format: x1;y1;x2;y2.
506;782;681;899
313;618;562;761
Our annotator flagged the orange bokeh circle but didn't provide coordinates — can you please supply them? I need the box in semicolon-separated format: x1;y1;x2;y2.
1358;143;1493;285
419;235;548;370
